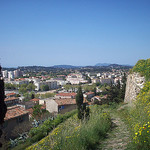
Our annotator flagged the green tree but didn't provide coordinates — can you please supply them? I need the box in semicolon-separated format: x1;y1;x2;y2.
19;87;27;94
92;87;97;96
26;83;36;91
40;85;49;91
76;86;90;120
33;104;49;120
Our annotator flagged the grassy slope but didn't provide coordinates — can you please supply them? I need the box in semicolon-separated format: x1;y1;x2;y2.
26;105;111;150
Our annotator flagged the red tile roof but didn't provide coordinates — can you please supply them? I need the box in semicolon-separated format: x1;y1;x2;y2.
4;106;29;121
30;98;40;102
55;99;76;106
55;99;88;106
26;108;33;115
4;97;19;102
6;93;16;96
56;93;76;97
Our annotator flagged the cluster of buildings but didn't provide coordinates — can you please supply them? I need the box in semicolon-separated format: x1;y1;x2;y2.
89;71;124;85
2;69;23;80
66;73;88;84
2;68;125;140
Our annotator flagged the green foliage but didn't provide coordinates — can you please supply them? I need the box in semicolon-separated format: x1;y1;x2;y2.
35;92;55;99
82;84;97;92
19;87;27;94
29;110;77;141
26;83;36;91
107;74;126;104
40;84;49;91
14;110;77;150
76;86;90;120
119;81;150;150
5;83;18;90
27;105;111;150
131;58;150;81
23;92;35;101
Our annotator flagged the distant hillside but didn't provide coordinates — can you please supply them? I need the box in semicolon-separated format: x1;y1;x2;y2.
95;63;110;66
52;65;82;69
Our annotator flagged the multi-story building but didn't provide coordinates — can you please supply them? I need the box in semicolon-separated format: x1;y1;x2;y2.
14;69;22;78
66;73;88;84
4;97;20;107
2;70;8;78
8;71;14;79
34;80;58;91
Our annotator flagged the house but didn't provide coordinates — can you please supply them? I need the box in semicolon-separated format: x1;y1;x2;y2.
55;93;76;99
46;99;77;114
4;97;20;107
2;106;29;139
83;92;95;99
17;101;35;109
46;98;88;114
6;92;16;98
30;98;40;105
92;78;100;84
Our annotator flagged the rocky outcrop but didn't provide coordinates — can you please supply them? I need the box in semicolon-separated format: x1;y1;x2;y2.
124;73;145;104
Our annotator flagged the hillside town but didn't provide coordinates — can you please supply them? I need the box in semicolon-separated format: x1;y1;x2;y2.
0;65;129;143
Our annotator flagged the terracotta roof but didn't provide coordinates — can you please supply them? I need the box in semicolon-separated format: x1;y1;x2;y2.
4;97;19;102
85;92;94;95
55;99;76;106
6;93;16;96
26;108;33;115
56;93;76;97
30;98;40;102
4;106;29;121
55;99;88;106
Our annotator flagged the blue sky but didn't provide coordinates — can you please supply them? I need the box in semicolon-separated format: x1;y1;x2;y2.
0;0;150;67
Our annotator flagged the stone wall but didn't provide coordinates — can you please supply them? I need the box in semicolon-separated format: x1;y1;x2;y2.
124;73;145;104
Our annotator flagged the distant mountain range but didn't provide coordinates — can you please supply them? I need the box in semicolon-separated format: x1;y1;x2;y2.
95;63;132;67
2;63;133;71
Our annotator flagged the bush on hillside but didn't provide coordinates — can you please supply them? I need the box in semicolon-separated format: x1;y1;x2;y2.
131;58;150;81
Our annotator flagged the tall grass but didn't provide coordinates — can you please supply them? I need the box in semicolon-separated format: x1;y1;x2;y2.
118;81;150;150
27;105;111;150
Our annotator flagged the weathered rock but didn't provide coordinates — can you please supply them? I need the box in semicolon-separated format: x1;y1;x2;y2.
124;73;145;104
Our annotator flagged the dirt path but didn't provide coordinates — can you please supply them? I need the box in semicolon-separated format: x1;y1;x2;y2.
100;112;131;150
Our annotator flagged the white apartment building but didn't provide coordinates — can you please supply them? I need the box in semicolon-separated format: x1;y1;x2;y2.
2;70;8;78
13;69;22;78
8;71;14;79
34;80;58;91
66;73;88;85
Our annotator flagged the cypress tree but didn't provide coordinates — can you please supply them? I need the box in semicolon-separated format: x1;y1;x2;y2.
76;86;90;120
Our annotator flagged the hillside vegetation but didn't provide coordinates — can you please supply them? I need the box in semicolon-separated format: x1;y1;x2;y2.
120;58;150;149
131;58;150;81
26;105;111;150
